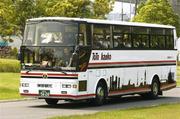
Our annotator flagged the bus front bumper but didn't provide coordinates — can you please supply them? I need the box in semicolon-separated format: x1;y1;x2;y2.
19;78;95;100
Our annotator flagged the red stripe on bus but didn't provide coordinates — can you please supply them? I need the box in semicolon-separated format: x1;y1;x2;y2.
109;87;151;95
21;73;78;77
89;60;176;65
20;93;95;98
50;94;95;98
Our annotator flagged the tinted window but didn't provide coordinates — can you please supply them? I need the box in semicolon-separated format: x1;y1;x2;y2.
132;27;149;34
113;25;131;49
113;25;131;33
79;24;87;46
93;24;112;49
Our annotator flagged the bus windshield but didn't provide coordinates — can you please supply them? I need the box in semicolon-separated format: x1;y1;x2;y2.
23;21;78;46
21;21;78;71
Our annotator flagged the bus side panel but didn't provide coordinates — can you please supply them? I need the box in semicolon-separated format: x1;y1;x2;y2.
85;50;176;97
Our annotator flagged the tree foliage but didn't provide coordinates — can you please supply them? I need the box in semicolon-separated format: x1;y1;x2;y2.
133;0;180;36
0;0;114;41
93;0;114;19
0;0;16;41
46;0;92;18
46;0;114;19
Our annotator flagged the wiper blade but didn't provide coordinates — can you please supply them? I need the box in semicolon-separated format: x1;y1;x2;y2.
26;66;38;73
25;65;67;75
52;67;67;75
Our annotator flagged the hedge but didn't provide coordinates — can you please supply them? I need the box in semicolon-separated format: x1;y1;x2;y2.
0;59;20;73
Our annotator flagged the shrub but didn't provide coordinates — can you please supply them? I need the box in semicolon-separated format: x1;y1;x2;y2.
0;59;20;72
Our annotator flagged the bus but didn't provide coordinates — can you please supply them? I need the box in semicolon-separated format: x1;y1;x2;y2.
19;17;177;105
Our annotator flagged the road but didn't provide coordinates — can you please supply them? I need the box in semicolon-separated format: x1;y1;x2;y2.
1;88;180;119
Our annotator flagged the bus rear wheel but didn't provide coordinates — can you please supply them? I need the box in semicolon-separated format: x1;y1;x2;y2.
141;79;160;99
94;82;107;106
149;79;159;99
45;98;58;105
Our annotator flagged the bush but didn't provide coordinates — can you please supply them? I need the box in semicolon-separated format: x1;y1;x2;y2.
0;59;20;72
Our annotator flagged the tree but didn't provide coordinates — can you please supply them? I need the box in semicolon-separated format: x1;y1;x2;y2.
0;0;17;42
46;0;92;18
93;0;114;19
46;0;114;19
0;0;114;42
133;0;180;36
14;0;38;35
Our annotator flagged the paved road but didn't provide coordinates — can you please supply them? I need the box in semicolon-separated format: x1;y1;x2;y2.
1;88;180;119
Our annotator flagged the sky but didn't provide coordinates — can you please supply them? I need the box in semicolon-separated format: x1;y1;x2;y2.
110;2;135;18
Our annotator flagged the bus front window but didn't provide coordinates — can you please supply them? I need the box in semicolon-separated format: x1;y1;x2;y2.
21;21;78;71
21;46;76;70
23;21;78;46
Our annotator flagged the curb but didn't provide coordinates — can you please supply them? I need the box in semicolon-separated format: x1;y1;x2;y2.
0;98;36;103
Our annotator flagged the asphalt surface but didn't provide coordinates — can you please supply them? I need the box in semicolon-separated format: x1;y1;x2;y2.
1;87;180;119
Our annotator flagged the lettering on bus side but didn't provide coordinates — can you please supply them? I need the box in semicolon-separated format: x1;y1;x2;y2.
101;53;111;60
92;52;111;60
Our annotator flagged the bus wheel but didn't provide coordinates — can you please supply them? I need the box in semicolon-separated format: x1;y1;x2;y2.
94;82;107;106
45;98;58;105
149;79;160;99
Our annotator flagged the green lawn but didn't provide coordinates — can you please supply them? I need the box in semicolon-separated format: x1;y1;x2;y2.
0;73;21;100
176;67;180;86
49;103;180;119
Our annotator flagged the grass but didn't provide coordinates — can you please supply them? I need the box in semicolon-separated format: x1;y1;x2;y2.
177;66;180;86
0;73;21;100
49;103;180;119
0;59;20;72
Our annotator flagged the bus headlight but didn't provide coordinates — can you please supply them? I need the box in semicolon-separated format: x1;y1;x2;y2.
21;83;29;87
73;84;77;88
62;84;71;88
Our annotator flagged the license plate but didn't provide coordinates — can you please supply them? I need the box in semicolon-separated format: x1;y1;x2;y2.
39;90;50;97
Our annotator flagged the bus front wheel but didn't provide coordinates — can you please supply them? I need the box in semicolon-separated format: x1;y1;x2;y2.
94;82;107;106
45;98;58;105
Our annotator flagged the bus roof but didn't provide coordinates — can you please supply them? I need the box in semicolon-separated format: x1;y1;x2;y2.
28;17;175;29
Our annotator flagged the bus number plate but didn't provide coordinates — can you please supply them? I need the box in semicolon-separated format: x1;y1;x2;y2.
39;90;50;97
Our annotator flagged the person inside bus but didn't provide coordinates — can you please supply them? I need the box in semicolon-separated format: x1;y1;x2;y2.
62;48;72;67
93;35;102;49
123;34;131;48
41;48;55;67
117;36;125;48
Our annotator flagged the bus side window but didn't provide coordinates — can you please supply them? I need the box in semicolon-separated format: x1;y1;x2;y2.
166;35;173;49
79;24;87;46
151;35;159;48
123;34;131;48
113;25;131;49
150;28;165;49
132;27;149;49
79;33;84;45
158;35;165;48
165;29;174;49
93;24;111;49
113;34;124;49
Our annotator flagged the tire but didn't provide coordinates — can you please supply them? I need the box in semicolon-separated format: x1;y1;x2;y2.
149;79;160;99
94;82;107;106
45;98;58;105
141;79;160;99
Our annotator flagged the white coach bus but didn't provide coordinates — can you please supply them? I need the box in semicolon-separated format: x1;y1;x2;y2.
20;17;177;105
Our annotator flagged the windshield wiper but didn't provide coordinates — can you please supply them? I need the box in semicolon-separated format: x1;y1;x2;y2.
25;65;67;75
52;66;67;75
26;65;39;73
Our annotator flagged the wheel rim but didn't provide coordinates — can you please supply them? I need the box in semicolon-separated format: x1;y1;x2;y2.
97;86;104;100
152;82;158;96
